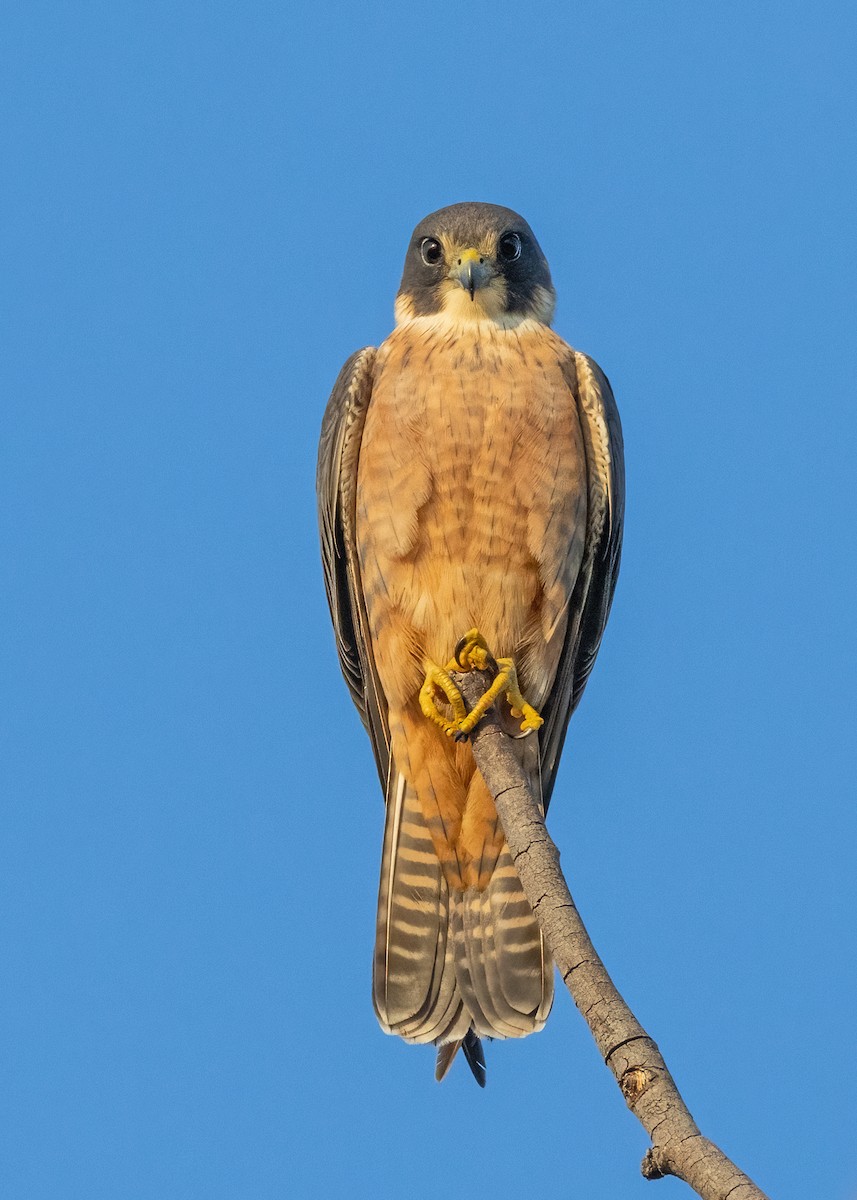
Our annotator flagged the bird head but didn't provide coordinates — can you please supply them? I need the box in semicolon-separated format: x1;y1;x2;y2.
395;202;555;327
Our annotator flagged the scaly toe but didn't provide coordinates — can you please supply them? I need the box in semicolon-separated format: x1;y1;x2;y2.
453;628;481;668
451;628;497;673
493;658;543;734
419;660;468;736
518;708;544;733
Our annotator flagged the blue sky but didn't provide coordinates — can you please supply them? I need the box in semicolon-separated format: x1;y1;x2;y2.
2;2;855;1197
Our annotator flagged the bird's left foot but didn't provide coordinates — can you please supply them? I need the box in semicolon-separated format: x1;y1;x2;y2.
419;628;544;739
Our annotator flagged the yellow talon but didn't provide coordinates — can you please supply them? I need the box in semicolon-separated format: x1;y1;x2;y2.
501;658;544;732
451;628;496;673
419;661;468;737
420;628;544;738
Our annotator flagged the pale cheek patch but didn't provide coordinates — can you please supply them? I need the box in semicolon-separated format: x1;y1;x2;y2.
394;293;416;324
530;285;556;326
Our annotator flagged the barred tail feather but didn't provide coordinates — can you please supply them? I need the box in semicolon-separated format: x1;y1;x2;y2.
374;766;553;1076
453;866;552;1039
486;843;553;1023
374;772;460;1041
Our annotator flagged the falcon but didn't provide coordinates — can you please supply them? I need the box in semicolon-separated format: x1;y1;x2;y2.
317;202;624;1085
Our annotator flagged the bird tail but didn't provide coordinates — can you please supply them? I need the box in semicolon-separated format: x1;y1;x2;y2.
373;767;553;1081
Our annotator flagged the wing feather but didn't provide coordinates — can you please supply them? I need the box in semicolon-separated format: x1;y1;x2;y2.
538;351;625;809
316;347;390;788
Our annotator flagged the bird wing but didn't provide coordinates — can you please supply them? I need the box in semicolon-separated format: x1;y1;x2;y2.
316;347;390;788
538;351;625;810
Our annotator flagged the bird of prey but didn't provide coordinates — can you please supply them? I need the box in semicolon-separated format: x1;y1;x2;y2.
317;202;623;1085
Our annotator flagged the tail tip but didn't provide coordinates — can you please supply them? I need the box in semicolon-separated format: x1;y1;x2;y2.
463;1029;487;1087
434;1029;487;1087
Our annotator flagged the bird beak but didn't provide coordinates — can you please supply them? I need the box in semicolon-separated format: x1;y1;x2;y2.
451;248;492;300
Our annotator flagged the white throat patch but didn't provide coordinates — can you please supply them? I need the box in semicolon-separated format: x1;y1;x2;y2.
394;283;555;330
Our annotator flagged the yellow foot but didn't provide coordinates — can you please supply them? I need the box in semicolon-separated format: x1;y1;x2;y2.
419;661;467;738
419;628;544;740
500;659;545;734
452;628;496;673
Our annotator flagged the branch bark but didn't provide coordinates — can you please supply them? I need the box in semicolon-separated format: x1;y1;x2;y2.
453;669;770;1200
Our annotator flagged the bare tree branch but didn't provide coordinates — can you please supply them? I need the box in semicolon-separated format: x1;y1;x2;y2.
453;669;770;1200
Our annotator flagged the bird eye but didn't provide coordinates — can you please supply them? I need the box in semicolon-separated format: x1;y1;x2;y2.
420;237;443;266
498;232;522;262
